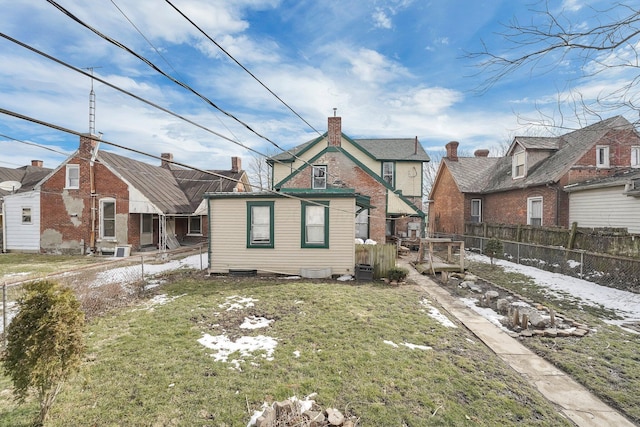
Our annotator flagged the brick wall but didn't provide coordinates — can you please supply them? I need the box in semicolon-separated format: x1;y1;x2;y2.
40;147;130;254
428;164;465;234
483;185;559;226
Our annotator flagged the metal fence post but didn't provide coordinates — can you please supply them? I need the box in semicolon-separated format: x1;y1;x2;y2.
141;256;145;281
517;242;521;264
3;283;7;348
580;251;584;278
200;244;203;271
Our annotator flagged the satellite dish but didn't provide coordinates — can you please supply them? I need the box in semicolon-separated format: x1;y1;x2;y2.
0;181;22;192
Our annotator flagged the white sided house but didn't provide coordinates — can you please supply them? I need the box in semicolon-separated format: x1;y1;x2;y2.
206;190;359;277
565;169;640;233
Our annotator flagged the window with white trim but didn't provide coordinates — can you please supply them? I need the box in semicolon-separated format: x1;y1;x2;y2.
22;207;32;224
302;201;329;248
312;165;327;189
512;149;526;178
100;198;116;239
596;145;610;168
527;197;542;226
382;162;394;186
631;146;640;168
188;216;202;235
470;199;482;223
66;164;80;189
247;201;274;248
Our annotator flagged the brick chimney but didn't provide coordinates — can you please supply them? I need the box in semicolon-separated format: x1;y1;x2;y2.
474;149;489;157
328;115;342;147
79;134;100;158
445;141;459;161
161;153;173;169
231;156;242;173
31;160;43;167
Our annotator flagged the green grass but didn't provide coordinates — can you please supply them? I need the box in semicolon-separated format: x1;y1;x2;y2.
1;274;571;426
469;260;640;424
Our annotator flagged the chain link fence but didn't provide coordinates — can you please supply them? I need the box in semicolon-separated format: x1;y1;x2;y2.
451;234;640;293
1;245;208;346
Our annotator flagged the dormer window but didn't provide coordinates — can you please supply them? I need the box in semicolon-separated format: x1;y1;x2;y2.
512;149;526;179
596;145;610;168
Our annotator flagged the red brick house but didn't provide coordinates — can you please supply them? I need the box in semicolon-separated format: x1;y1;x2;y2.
268;116;430;244
429;116;640;234
33;135;250;255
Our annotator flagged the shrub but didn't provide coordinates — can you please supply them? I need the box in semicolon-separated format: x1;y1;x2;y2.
484;237;504;265
387;266;409;282
2;280;85;426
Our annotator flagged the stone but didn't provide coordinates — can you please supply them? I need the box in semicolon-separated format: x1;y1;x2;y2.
255;407;275;427
496;298;510;314
326;408;345;426
469;284;483;293
557;329;572;337
343;421;355;427
464;274;478;281
459;281;472;289
528;312;548;329
485;290;499;300
521;329;533;337
304;410;325;427
544;329;558;337
573;328;589;337
275;400;294;419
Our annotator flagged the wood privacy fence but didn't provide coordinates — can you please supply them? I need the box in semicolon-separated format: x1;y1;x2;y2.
355;244;397;279
465;222;640;258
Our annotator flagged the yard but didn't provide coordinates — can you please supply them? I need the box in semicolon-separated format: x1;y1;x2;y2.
0;264;572;426
0;251;639;425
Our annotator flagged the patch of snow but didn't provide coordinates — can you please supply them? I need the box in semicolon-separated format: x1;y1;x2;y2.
460;297;509;332
402;342;432;350
337;275;353;281
293;350;301;358
364;239;377;245
383;340;399;348
283;275;301;280
220;295;258;311
566;260;581;268
240;316;273;329
134;293;185;312
420;298;457;328
198;333;277;371
467;252;640;327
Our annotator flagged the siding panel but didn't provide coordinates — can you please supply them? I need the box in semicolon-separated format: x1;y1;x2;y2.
209;196;356;275
569;186;640;233
4;191;41;251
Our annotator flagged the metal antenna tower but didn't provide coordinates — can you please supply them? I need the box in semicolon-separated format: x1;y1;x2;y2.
84;67;102;135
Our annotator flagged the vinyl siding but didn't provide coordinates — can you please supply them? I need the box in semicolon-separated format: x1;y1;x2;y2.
208;196;356;275
569;186;640;233
4;191;41;251
394;162;422;197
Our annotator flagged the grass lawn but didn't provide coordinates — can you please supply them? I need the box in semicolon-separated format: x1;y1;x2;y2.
0;272;571;426
469;261;640;424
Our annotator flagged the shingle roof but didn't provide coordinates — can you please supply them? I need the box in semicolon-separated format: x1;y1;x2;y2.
354;138;430;161
269;134;430;162
443;157;500;193
172;169;245;211
564;169;640;192
512;136;561;151
443;116;636;195
98;151;193;214
0;165;51;197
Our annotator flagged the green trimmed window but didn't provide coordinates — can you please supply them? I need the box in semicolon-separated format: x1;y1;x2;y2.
301;201;329;248
247;201;274;248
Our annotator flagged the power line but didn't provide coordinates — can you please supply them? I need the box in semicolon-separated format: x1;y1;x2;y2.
46;0;288;153
164;0;323;137
0;107;363;217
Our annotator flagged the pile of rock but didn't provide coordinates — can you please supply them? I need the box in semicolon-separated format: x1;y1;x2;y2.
453;273;590;338
251;398;357;427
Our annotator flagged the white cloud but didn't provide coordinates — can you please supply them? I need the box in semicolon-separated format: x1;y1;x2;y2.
373;8;392;29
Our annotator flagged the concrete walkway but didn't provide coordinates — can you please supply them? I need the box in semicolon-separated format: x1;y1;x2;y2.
400;259;636;427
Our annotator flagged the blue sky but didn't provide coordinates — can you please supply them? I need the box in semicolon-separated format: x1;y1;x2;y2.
0;0;636;173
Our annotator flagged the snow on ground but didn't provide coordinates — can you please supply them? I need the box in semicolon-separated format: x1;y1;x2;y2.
467;252;640;327
420;298;458;328
383;340;432;351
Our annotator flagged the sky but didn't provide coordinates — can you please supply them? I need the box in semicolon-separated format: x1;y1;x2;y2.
0;0;637;177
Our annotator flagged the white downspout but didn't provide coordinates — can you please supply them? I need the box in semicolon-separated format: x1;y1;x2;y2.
1;199;6;253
